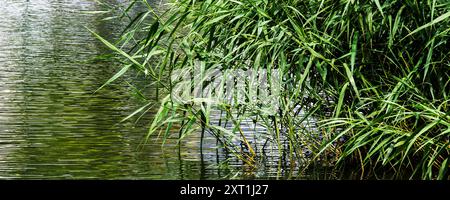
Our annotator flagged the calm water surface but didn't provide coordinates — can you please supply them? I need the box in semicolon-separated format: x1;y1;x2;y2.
0;0;225;179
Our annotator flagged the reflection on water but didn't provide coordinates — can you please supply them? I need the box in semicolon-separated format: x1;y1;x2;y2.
0;0;223;179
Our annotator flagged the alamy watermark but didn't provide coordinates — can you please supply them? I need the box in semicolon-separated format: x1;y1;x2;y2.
171;64;281;113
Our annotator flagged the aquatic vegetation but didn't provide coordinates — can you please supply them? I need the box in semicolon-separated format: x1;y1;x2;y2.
93;0;450;179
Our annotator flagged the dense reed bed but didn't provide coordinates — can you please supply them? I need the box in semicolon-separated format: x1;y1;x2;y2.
93;0;450;179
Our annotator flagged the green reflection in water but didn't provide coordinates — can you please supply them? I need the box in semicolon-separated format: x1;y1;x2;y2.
0;0;216;179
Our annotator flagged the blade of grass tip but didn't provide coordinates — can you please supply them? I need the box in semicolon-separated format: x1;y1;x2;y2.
119;0;138;19
373;0;384;17
344;63;360;99
204;13;232;27
119;11;146;36
290;56;314;102
126;81;148;101
401;11;450;41
120;101;153;123
431;0;436;22
437;158;448;180
146;98;171;143
144;20;160;46
423;38;435;82
89;26;165;89
94;64;131;93
86;27;146;72
335;82;349;118
389;6;405;48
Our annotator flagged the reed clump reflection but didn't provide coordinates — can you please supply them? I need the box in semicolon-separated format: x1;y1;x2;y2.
94;0;450;180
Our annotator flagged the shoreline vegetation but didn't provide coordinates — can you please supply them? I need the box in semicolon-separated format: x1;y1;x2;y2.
92;0;450;180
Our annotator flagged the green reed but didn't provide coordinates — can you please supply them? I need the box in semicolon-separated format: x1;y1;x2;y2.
92;0;450;179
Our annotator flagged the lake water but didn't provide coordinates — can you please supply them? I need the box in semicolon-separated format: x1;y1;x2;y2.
0;0;348;180
0;0;213;179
